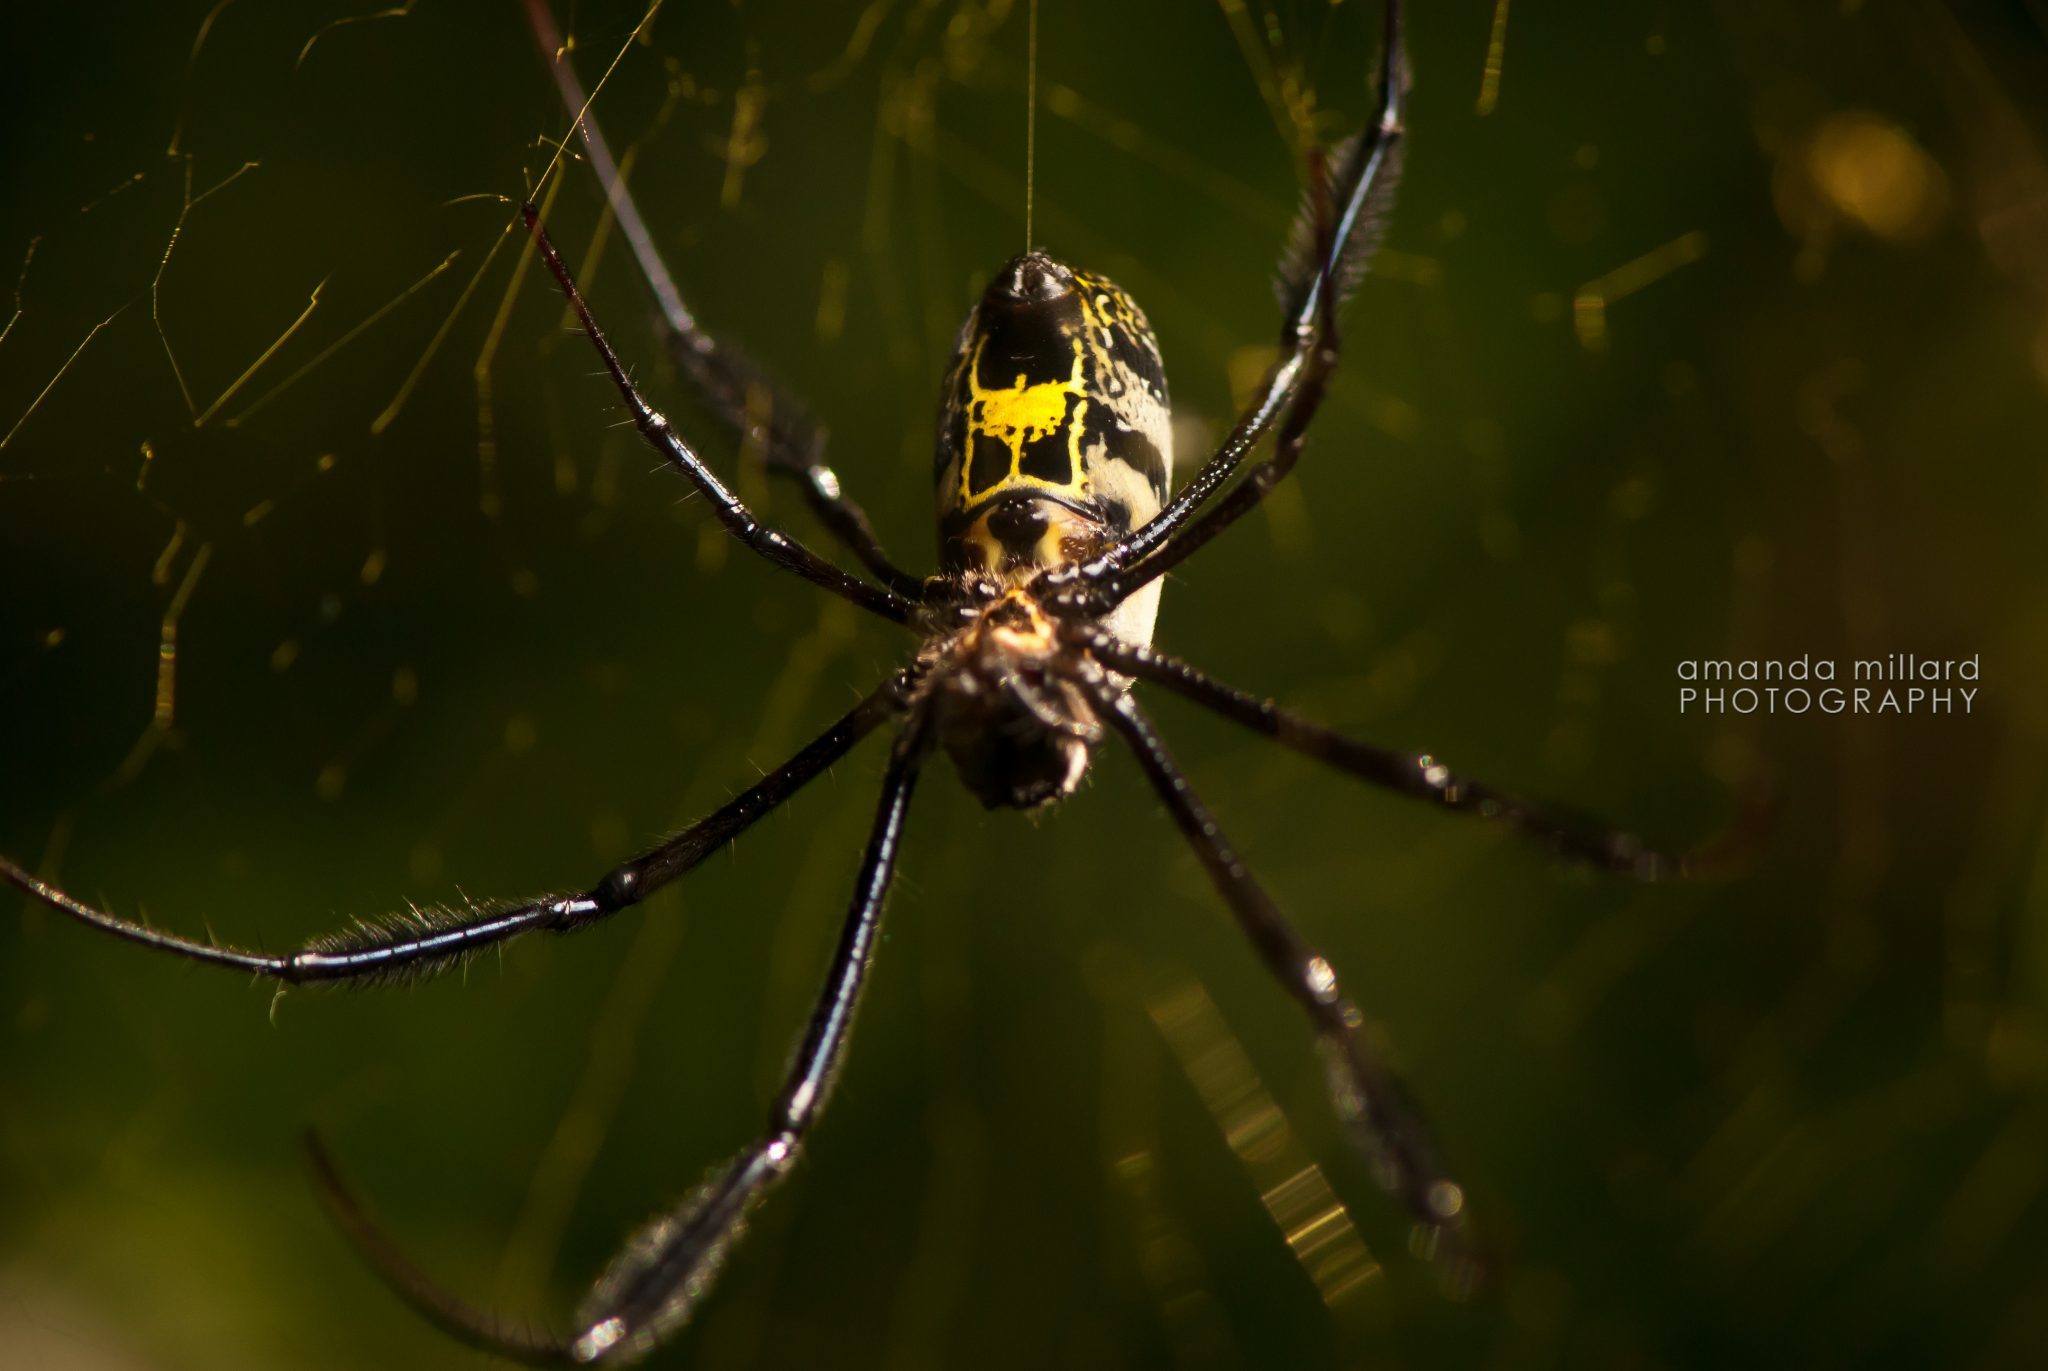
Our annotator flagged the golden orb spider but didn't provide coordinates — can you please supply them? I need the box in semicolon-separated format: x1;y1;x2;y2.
2;1;1682;1361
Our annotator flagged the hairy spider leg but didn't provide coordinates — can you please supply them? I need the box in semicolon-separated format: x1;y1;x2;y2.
523;0;923;600
309;708;936;1365
1;678;906;987
522;205;914;625
1084;679;1481;1277
1072;628;1682;880
1045;0;1406;617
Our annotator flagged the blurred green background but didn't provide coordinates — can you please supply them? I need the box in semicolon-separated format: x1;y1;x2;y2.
4;2;2047;1367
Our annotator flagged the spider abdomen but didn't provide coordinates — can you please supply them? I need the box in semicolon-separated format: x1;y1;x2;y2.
934;251;1173;648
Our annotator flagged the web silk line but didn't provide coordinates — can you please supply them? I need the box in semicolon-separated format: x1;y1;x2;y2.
1025;0;1039;251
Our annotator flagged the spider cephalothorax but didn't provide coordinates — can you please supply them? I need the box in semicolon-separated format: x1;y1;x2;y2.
922;586;1099;810
3;4;1687;1363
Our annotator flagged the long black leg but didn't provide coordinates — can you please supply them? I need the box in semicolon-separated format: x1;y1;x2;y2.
522;1;924;600
310;706;935;1365
1076;629;1680;879
307;1134;572;1366
1045;0;1405;615
1094;318;1337;607
522;206;914;626
1090;683;1480;1276
3;678;906;987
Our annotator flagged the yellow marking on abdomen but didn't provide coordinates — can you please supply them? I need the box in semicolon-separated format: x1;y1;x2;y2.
960;335;1090;507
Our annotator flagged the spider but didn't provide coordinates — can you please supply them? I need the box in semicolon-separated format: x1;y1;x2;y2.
3;2;1681;1362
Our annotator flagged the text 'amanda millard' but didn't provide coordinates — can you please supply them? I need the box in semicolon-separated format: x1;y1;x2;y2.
1677;654;1980;716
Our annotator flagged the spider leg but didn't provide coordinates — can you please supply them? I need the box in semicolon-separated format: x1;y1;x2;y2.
567;706;931;1361
1075;629;1681;879
309;707;935;1365
522;0;924;600
306;1133;574;1367
1046;0;1405;614
1095;314;1337;604
522;205;914;626
1085;679;1482;1279
3;676;907;987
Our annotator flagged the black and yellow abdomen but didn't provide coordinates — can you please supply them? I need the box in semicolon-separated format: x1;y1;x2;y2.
934;252;1173;646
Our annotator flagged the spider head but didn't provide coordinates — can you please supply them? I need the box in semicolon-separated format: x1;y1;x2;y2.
928;589;1099;810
